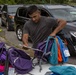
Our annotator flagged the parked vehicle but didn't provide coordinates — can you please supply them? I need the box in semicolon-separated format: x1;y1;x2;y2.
71;5;76;8
1;4;23;31
14;4;76;55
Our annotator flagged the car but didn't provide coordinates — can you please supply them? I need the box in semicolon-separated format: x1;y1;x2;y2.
71;5;76;8
1;4;23;31
14;4;76;55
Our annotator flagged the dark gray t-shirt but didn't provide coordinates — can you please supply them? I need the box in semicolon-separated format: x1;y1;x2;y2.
23;16;58;48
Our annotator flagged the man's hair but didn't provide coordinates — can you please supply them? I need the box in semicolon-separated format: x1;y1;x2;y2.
27;5;38;15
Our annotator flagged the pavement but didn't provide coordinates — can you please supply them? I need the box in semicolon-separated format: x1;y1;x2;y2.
0;28;12;48
0;29;8;45
0;26;19;44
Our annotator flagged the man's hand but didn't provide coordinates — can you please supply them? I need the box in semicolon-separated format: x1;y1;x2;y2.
22;45;29;50
50;19;66;37
50;32;56;37
22;34;29;50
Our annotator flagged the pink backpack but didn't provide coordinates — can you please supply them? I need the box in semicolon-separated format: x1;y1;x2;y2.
0;65;4;72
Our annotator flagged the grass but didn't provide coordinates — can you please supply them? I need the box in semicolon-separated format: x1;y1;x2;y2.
0;33;34;57
68;2;76;6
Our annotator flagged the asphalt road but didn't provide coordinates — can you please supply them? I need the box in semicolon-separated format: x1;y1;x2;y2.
1;27;76;65
3;27;32;47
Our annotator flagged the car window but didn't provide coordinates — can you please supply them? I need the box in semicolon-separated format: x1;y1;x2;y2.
18;8;27;17
49;8;76;22
2;5;23;14
67;8;76;17
40;9;50;17
18;7;50;18
8;6;22;13
8;7;20;13
2;5;7;12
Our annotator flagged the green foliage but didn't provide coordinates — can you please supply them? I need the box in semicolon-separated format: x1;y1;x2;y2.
0;0;70;5
0;0;16;4
7;0;16;4
50;0;69;4
0;0;7;4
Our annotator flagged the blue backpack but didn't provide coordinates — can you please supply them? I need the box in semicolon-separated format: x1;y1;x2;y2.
57;36;68;62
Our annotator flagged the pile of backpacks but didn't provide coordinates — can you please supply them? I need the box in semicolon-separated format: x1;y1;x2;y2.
0;42;6;75
0;36;71;75
36;36;70;65
0;42;33;75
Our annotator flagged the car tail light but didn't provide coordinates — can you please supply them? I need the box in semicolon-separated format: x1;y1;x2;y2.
9;15;14;19
64;39;68;45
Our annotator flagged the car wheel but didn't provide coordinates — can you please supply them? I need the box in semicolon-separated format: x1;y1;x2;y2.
16;26;23;41
66;38;76;56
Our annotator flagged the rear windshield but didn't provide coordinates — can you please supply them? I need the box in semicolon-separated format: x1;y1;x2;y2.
7;5;23;13
8;6;19;13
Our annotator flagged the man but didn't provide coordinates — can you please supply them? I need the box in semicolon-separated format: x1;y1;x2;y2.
23;5;66;48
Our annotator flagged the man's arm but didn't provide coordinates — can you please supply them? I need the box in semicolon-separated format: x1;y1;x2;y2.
50;19;66;36
22;34;29;46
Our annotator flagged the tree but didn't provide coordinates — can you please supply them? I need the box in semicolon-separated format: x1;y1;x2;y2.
7;0;16;4
0;0;7;4
50;0;69;4
0;0;69;4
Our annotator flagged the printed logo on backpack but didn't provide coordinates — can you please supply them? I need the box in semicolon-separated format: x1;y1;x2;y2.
56;36;69;63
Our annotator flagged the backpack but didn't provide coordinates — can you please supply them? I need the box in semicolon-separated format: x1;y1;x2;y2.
57;36;69;63
35;36;54;62
0;42;6;63
8;47;33;74
0;42;6;72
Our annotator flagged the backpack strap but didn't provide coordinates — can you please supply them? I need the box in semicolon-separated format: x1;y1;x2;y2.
16;72;34;75
44;36;54;55
48;36;58;65
4;47;9;75
0;42;5;57
39;36;54;71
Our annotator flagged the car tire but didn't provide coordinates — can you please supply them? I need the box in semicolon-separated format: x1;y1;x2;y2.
67;44;76;56
60;36;76;56
66;38;76;56
16;26;23;41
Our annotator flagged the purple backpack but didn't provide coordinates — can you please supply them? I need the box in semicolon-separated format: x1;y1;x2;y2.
0;42;7;73
0;42;6;64
8;47;33;74
35;36;54;62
